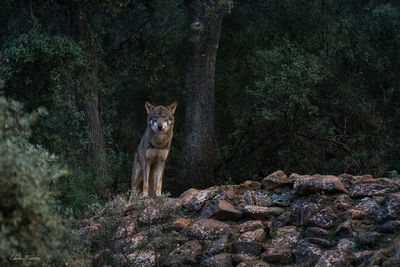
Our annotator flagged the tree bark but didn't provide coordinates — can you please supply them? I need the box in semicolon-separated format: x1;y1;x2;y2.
180;0;224;189
71;4;111;198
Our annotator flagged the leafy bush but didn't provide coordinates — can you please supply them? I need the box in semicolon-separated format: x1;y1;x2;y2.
0;97;70;266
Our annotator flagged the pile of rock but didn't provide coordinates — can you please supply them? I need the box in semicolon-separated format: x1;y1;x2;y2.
88;171;400;266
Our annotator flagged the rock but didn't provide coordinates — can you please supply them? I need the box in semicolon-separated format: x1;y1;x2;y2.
308;207;338;229
305;227;331;239
232;241;264;256
215;185;237;200
315;250;347;267
236;260;270;267
334;194;353;211
336;238;355;252
209;235;229;255
114;221;136;239
185;219;230;240
238;228;267;242
261;246;293;264
292;199;323;226
167;217;192;231
350;250;376;265
138;198;179;225
164;240;202;265
377;220;400;233
292;174;347;195
294;240;324;267
240;180;261;190
271;212;294;228
243;191;272;207
335;220;354;238
344;208;367;220
355;197;380;216
262;226;299;264
348;183;397;197
231;254;259;265
179;188;200;202
377;193;400;223
185;187;220;211
200;200;243;221
261;170;292;190
237;220;264;233
304;237;335;248
357;232;381;246
338;173;373;187
116;231;147;253
199;253;233;267
244;205;285;219
126;250;156;267
382;256;400;267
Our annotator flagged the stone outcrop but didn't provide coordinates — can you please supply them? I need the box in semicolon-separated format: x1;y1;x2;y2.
79;171;400;266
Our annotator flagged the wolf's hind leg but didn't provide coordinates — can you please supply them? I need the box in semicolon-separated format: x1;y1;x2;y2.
129;164;142;201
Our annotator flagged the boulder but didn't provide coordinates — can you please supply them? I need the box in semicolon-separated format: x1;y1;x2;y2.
294;240;324;267
377;193;400;223
164;240;202;265
200;200;243;221
315;250;348;267
138;198;180;225
271;211;294;228
240;180;262;190
292;174;347;195
305;227;330;239
185;219;230;240
308;207;338;229
126;250;156;267
199;253;233;267
209;235;229;255
377;220;400;233
237;220;265;233
355;197;380;216
338;173;373;188
184;187;220;211
236;260;270;267
167;217;192;232
244;205;285;219
304;237;335;248
232;241;264;256
261;245;293;264
348;183;397;198
334;194;353;211
357;232;381;246
262;226;299;264
261;170;293;190
238;228;267;242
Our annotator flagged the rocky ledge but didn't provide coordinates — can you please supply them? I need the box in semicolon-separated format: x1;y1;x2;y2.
79;171;400;266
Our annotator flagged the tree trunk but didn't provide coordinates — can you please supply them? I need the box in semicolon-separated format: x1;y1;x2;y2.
71;4;111;198
180;0;224;189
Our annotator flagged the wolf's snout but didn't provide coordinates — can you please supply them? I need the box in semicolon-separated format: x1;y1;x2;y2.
157;125;163;130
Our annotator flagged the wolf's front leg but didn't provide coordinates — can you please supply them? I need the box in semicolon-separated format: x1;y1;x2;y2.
155;162;166;196
142;163;151;197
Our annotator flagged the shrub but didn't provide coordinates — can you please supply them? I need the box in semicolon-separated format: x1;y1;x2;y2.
0;97;70;266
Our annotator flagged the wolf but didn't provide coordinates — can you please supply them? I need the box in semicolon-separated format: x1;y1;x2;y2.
129;101;177;201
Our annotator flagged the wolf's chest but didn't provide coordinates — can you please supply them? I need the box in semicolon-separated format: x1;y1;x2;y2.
146;148;169;161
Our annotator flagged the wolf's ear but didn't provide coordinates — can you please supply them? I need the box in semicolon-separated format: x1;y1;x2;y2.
145;101;155;114
167;102;177;114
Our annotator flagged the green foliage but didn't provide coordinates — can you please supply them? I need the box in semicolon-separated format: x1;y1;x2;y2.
0;97;70;265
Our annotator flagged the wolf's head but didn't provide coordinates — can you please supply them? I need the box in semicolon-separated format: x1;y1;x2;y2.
145;101;177;132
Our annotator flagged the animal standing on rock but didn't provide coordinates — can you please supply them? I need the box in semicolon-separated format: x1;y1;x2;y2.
129;101;177;201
